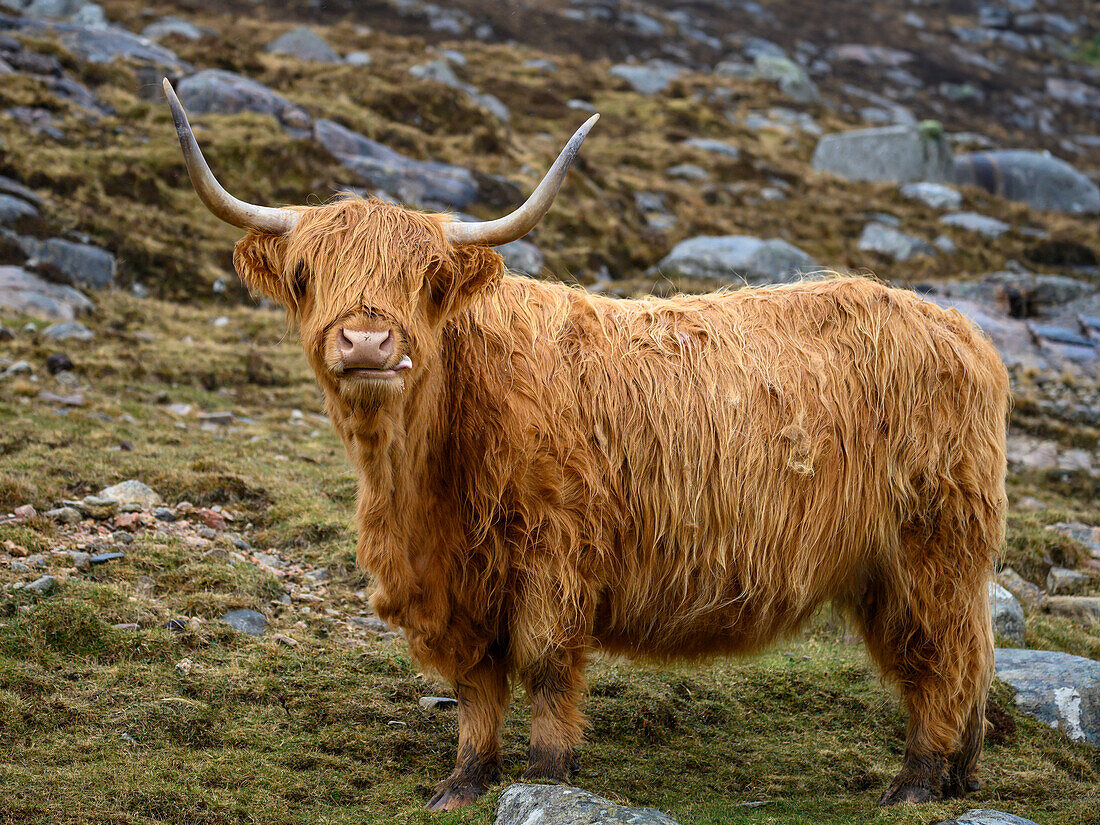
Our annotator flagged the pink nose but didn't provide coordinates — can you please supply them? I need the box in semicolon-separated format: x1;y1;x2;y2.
338;327;394;370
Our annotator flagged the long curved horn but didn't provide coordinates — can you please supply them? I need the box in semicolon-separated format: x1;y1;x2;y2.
445;114;598;247
163;78;298;235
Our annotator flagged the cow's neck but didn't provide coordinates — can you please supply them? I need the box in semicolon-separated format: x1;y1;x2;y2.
326;357;455;630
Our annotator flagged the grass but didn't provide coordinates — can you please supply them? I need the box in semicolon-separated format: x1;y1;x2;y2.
0;291;1098;824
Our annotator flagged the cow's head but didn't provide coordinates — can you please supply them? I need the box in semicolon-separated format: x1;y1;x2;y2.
162;79;596;411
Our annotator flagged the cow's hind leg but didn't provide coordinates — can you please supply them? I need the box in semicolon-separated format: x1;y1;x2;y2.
425;656;509;812
520;648;587;783
856;516;995;806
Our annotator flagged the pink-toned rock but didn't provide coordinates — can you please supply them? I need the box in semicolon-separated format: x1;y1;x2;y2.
13;504;37;520
196;509;227;530
113;512;141;531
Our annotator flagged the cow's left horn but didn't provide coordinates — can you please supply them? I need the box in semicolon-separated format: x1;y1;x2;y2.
163;78;298;235
445;114;598;247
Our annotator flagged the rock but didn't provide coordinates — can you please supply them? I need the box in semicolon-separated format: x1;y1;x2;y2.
0;266;93;321
89;552;124;565
41;320;93;341
1047;566;1090;596
899;182;963;211
832;44;914;67
45;353;73;374
496;784;681;825
940;212;1010;239
418;696;458;710
666;163;710;181
812;123;953;184
682;138;741;160
68;550;90;571
408;59;509;121
989;581;1026;644
345;51;372;66
31;238;116;289
221;608;266;636
98;480;161;508
994;648;1100;745
176;70;310;130
997;567;1044;607
20;0;103;24
141;16;205;41
954;151;1100;215
24;575;56;595
3;360;33;378
497;239;544;275
609;60;684;95
1045;523;1100;559
933;811;1041;825
0;193;40;232
154;507;176;522
0;176;42;208
947;271;1095;318
57;23;185;71
752;55;819;104
657;236;818;285
313;118;479;210
302;566;329;584
38;390;83;406
272;633;297;647
858;222;936;262
926;295;1049;372
1043;596;1100;627
80;495;118;518
46;506;81;525
348;616;389;632
265;26;340;62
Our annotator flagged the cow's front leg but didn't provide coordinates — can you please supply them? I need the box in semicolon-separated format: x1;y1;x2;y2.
520;650;586;783
425;656;509;811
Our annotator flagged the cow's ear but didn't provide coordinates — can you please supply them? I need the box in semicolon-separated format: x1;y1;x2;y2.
430;244;504;318
233;233;299;310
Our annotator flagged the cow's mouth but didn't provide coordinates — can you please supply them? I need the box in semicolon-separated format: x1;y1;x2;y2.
342;355;412;381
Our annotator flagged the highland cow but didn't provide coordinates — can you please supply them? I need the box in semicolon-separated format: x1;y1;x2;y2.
164;79;1009;811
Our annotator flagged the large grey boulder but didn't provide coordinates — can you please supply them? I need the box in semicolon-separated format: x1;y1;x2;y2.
30;238;116;289
57;23;185;71
175;70;311;130
496;784;681;825
955;150;1100;214
313;118;479;210
994;648;1100;746
933;811;1041;825
497;239;544;275
0;266;92;320
657;236;818;285
858;222;936;262
753;55;819;104
609;60;685;95
812;124;954;183
990;581;1025;644
265;26;340;63
409;59;509;121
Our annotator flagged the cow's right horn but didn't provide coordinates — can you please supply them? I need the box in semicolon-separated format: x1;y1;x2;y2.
163;78;298;235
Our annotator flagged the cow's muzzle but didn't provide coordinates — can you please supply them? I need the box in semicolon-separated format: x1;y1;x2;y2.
333;323;412;381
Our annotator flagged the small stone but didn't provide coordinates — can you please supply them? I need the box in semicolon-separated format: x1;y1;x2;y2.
112;623;139;631
3;360;33;378
899;182;963;211
175;657;194;675
198;411;234;426
98;480;162;508
165;618;188;633
113;512;141;531
1047;566;1090;596
419;696;458;711
254;552;284;569
81;496;118;519
221;608;267;636
13;504;37;520
46;353;74;374
933;810;1042;825
111;531;134;545
997;568;1044;607
68;551;90;571
42;321;93;341
303;567;330;584
24;575;56;595
196;509;227;530
197;526;217;540
348;615;389;632
88;552;124;565
272;633;298;647
940;212;1010;239
989;581;1025;644
154;508;176;522
46;506;82;525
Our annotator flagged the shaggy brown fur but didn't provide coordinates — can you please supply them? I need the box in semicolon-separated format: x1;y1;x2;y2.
233;197;1009;810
